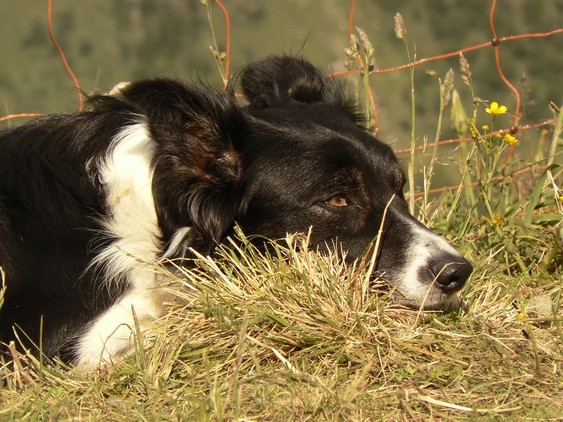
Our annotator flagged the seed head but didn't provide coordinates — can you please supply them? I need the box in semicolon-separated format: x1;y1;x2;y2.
394;13;406;39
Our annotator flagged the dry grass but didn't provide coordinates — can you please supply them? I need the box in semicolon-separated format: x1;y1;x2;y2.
1;228;562;421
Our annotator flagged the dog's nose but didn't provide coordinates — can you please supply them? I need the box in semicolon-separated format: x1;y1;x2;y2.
429;254;473;293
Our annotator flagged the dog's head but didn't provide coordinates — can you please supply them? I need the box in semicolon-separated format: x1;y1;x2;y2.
121;56;472;311
235;56;472;310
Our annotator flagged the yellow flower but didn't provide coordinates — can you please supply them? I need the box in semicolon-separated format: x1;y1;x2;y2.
504;133;518;145
517;312;525;321
485;101;508;115
481;124;490;132
491;214;504;225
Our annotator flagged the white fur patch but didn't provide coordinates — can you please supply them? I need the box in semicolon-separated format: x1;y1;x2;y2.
161;226;193;259
95;122;159;280
77;122;167;370
75;282;168;370
394;212;463;308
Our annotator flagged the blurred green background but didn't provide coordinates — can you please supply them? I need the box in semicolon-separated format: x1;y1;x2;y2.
1;0;562;151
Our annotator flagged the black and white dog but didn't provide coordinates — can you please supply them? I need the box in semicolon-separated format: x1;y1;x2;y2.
0;56;472;370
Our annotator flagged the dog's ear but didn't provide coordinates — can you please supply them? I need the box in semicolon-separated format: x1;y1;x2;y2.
239;56;339;105
240;56;362;123
119;79;246;252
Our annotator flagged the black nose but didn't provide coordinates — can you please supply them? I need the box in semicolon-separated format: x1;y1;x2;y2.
429;254;473;293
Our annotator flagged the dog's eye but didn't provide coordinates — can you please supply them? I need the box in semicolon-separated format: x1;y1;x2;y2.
325;195;348;207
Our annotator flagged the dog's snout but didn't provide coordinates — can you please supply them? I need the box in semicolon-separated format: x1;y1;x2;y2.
430;254;473;293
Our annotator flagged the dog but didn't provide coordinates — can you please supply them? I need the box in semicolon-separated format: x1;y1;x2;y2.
0;56;472;370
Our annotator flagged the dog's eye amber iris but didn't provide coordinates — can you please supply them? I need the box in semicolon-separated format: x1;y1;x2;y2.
326;196;348;207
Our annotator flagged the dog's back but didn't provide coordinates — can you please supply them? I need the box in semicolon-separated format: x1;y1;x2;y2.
0;112;134;360
0;77;248;367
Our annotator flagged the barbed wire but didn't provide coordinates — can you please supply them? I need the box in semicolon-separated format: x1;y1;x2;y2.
394;119;556;155
344;0;563;145
0;113;45;123
47;0;83;111
1;0;561;197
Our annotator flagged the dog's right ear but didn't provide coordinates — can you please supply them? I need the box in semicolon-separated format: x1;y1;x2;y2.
117;79;247;253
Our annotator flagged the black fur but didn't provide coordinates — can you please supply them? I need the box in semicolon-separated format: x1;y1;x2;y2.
0;56;472;365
